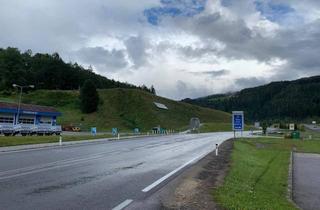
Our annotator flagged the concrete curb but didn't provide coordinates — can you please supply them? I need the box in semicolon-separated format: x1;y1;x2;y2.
288;151;293;200
288;151;302;209
0;134;174;153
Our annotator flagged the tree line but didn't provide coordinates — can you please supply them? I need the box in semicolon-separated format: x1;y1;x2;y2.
0;47;156;94
183;76;320;122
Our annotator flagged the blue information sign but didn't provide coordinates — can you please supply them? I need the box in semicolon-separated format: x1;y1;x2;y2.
133;128;140;134
112;128;118;136
232;111;244;131
91;127;97;135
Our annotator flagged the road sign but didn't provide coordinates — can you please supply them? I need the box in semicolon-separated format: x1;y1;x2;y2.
133;128;140;134
91;127;97;136
232;111;244;131
112;128;118;136
289;123;295;131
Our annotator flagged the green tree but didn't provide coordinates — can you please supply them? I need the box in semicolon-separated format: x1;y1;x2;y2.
150;85;156;95
0;47;153;93
80;80;99;113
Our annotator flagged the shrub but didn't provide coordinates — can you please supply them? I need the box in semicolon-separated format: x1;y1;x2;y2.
80;80;99;113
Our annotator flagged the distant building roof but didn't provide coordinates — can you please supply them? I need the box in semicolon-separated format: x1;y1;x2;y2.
0;101;61;116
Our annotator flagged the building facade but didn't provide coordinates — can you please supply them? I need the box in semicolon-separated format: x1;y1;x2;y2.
0;102;61;135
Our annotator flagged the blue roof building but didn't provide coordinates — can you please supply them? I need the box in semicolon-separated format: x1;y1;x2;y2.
0;102;62;136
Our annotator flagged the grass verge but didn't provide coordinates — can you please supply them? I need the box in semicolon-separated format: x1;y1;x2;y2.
214;138;320;210
199;122;252;133
0;134;115;147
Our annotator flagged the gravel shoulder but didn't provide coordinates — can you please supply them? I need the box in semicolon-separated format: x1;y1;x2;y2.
160;139;233;210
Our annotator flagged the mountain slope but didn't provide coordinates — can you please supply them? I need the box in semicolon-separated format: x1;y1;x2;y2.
0;89;231;131
183;76;320;122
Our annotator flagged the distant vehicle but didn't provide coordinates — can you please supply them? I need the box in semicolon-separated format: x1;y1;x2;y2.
62;125;81;132
72;127;81;132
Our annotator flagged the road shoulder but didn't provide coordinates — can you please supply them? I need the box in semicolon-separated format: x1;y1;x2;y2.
129;139;233;210
161;139;233;209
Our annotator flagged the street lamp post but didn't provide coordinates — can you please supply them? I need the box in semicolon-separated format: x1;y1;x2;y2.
12;84;35;124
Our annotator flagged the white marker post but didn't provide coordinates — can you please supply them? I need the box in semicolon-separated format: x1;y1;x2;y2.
215;143;219;156
117;133;120;140
59;135;62;146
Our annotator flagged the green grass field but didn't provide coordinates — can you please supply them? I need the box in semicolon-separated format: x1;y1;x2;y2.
214;138;320;210
0;134;115;147
199;122;253;133
301;128;320;141
0;89;231;132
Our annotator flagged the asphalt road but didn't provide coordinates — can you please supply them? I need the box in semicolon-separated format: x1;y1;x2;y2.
304;124;320;132
293;153;320;210
0;132;238;210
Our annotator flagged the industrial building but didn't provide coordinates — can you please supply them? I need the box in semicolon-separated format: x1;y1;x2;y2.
0;101;61;136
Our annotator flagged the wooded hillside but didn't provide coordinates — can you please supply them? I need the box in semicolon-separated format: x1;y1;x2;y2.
183;76;320;122
0;47;154;93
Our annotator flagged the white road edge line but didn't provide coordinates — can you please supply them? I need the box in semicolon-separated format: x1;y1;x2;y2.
142;149;214;193
112;199;133;210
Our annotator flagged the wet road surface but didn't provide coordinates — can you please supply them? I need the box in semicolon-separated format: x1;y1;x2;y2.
0;132;236;210
293;153;320;210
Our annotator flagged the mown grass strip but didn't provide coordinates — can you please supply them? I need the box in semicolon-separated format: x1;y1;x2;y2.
213;138;317;210
0;134;114;147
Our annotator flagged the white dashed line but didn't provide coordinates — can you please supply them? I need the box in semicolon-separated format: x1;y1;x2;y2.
142;150;212;192
112;199;133;210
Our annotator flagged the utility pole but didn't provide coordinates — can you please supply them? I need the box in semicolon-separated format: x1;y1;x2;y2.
12;84;35;124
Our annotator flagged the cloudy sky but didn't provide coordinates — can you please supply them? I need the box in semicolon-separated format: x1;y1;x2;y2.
1;0;319;99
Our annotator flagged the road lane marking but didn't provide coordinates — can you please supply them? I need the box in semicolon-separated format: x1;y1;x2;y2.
0;134;182;155
142;150;213;192
0;137;214;180
0;154;107;180
112;199;133;210
0;133;227;155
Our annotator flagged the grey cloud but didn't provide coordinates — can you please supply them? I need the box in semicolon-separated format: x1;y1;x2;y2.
175;9;320;79
125;36;149;68
198;69;230;77
178;45;219;60
0;0;155;59
235;77;267;89
75;47;128;71
192;13;253;44
1;0;320;99
174;80;211;99
184;69;230;77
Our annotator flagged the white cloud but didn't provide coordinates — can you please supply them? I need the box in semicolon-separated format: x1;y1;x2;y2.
0;0;319;99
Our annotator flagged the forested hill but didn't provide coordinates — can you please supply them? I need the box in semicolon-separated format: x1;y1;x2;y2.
0;47;154;93
182;76;320;122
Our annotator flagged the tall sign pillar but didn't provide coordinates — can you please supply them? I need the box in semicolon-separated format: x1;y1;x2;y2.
232;111;244;139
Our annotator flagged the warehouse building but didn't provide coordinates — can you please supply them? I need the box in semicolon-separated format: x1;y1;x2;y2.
0;101;61;136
